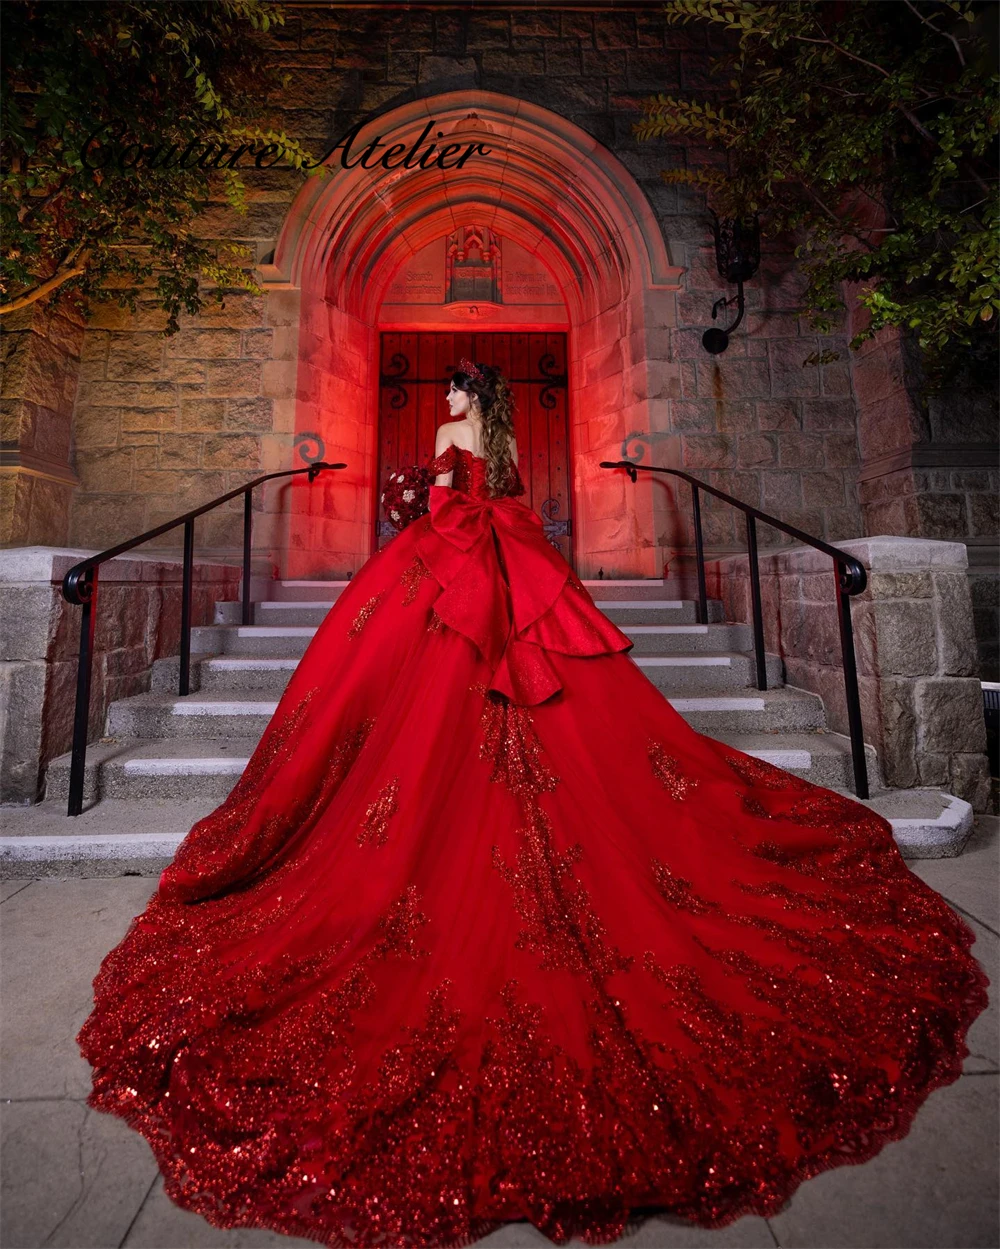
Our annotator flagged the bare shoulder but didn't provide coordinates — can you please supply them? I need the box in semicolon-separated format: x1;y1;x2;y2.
434;421;459;454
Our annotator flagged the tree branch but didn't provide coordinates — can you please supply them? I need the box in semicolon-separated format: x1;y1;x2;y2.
900;0;966;68
0;255;90;315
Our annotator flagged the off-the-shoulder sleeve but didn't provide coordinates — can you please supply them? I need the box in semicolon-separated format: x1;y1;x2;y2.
427;444;457;476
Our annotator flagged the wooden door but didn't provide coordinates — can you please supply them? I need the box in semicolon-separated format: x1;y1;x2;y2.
375;332;572;565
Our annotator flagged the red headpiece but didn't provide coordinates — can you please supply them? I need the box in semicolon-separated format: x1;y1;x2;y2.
458;357;486;385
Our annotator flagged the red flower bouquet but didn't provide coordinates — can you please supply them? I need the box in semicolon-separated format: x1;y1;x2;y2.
381;465;432;532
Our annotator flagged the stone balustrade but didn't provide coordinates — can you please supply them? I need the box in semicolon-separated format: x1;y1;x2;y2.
0;547;240;804
705;535;991;811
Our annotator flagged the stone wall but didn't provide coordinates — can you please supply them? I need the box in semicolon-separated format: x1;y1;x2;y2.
7;4;993;623
0;547;240;804
57;4;865;572
706;536;991;812
1;296;86;546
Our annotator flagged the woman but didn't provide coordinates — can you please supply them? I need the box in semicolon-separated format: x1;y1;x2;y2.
77;359;989;1247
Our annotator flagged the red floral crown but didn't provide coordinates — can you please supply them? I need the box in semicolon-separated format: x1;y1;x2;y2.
458;357;487;385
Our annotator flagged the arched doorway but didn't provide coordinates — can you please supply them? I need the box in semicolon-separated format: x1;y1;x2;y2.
260;91;683;578
375;331;572;563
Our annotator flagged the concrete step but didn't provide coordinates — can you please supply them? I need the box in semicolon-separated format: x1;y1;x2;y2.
243;596;721;629
594;599;719;625
269;579;352;602
108;683;825;743
675;688;826;733
712;731;882;790
252;601;343;626
183;618;752;666
153;631;770;695
631;651;784;692
43;728;877;806
623;623;752;656
1;787;973;878
44;738;260;802
263;578;714;606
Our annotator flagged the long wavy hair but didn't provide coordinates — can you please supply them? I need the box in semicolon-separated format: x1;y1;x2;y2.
450;362;516;498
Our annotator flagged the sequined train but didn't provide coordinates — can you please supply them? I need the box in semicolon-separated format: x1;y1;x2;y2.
77;443;990;1248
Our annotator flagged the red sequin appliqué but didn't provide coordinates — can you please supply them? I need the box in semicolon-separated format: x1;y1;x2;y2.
399;555;436;606
648;740;699;799
358;776;401;847
76;550;991;1247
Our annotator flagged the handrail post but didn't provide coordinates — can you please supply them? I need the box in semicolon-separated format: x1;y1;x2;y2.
835;562;870;799
690;484;708;625
745;514;767;690
67;569;97;817
241;488;253;627
179;518;194;697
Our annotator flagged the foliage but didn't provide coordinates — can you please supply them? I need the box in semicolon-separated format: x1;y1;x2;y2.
1;0;319;329
634;0;999;385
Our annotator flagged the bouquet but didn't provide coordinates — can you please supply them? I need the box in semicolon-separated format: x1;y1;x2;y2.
381;465;432;532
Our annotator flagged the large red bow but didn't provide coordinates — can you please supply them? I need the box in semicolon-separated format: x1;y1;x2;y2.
414;486;571;705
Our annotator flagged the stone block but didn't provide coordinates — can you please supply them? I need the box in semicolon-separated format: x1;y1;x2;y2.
178;398;226;432
120;408;175;436
738;434;777;467
801;471;845;508
513;11;560;37
561;12;595;40
932;571;980;676
595;12;636;48
776;433;825;469
204;359;262;396
0;661;46;802
914;492;968;541
701;357;771;400
876;678;919;789
822;432;859;467
714;402;755;433
158;434;203;469
915;678;988;755
669;400;716;432
949;752;992;811
681;434;736;469
820;361;852;396
75;447;134;494
969;492;999;538
757;400;801;431
106;335;164;381
627;49;681;90
203;434;261;469
225;398;274;432
871;599;937;676
800;398;857;432
163;329;242;360
241;328;275;359
761;471;802;512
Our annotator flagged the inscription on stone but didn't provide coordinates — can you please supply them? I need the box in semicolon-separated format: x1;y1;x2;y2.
388;269;443;300
506;269;559;301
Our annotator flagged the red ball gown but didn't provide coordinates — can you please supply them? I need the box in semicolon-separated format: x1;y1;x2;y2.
78;443;990;1247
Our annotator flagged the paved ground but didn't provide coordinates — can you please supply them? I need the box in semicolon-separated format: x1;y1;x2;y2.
2;819;997;1249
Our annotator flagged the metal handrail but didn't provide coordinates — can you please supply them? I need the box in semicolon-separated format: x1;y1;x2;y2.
600;459;870;798
60;461;342;815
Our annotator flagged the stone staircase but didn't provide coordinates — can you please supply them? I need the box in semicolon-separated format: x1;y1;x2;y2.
1;579;974;875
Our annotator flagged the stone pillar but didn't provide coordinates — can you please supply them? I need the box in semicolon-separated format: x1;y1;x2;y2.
0;547;240;805
706;535;991;812
0;298;86;546
848;313;998;682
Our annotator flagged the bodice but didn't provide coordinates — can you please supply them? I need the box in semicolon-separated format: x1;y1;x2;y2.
426;443;526;502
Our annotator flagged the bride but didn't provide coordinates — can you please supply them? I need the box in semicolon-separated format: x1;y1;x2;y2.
77;359;990;1247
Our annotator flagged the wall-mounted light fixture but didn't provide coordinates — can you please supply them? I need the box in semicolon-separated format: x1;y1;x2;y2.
701;209;760;355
